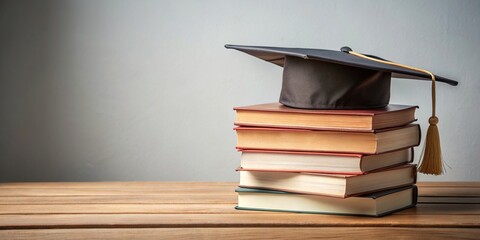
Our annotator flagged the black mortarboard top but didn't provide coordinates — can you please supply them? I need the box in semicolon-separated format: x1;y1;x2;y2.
225;44;457;110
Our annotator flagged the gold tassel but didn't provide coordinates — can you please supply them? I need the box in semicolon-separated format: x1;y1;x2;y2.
347;49;443;175
418;116;443;175
418;72;443;175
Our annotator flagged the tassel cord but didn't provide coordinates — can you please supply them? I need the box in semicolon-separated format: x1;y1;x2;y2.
347;50;442;175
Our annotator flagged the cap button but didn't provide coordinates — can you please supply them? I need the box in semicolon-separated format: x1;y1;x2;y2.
341;46;352;53
429;116;439;125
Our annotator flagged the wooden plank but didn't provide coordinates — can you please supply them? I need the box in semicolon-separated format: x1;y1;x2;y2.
1;213;479;229
417;182;480;188
0;181;476;189
0;195;237;205
418;187;480;197
416;182;480;197
418;197;480;204
1;228;479;240
0;204;479;215
0;182;237;189
1;186;478;204
0;204;239;215
2;194;478;205
0;187;237;196
3;188;479;198
395;204;480;215
2;196;477;206
2;182;480;197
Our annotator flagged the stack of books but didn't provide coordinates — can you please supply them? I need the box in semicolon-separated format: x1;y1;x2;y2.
233;102;419;217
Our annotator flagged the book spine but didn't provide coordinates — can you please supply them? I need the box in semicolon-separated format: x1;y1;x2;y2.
412;166;418;184
409;148;415;163
412;185;418;206
375;185;418;217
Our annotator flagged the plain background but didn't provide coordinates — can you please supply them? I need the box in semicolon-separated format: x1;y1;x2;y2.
1;0;479;182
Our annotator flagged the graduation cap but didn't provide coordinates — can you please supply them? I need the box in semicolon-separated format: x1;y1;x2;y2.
225;44;458;175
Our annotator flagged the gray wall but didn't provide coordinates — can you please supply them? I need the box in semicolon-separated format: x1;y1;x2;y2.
1;0;479;182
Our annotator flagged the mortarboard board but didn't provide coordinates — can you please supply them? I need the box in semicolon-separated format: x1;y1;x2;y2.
226;44;458;175
225;44;457;109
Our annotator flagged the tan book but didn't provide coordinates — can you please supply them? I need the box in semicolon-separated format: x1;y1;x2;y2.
238;164;417;198
234;103;417;131
235;124;420;154
240;148;414;175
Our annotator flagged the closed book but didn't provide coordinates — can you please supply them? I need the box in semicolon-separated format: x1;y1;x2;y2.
238;164;417;198
234;103;417;131
240;148;414;175
236;185;418;217
235;124;420;154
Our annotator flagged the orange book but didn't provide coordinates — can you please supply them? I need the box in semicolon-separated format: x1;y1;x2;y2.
235;124;420;154
234;103;417;131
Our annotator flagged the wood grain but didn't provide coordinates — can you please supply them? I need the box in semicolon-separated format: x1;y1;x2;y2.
0;195;237;204
0;204;479;215
1;213;480;229
0;187;237;196
418;197;480;204
0;182;237;189
417;182;480;188
1;228;479;240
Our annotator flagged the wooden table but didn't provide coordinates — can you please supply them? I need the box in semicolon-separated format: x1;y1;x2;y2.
0;182;479;239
